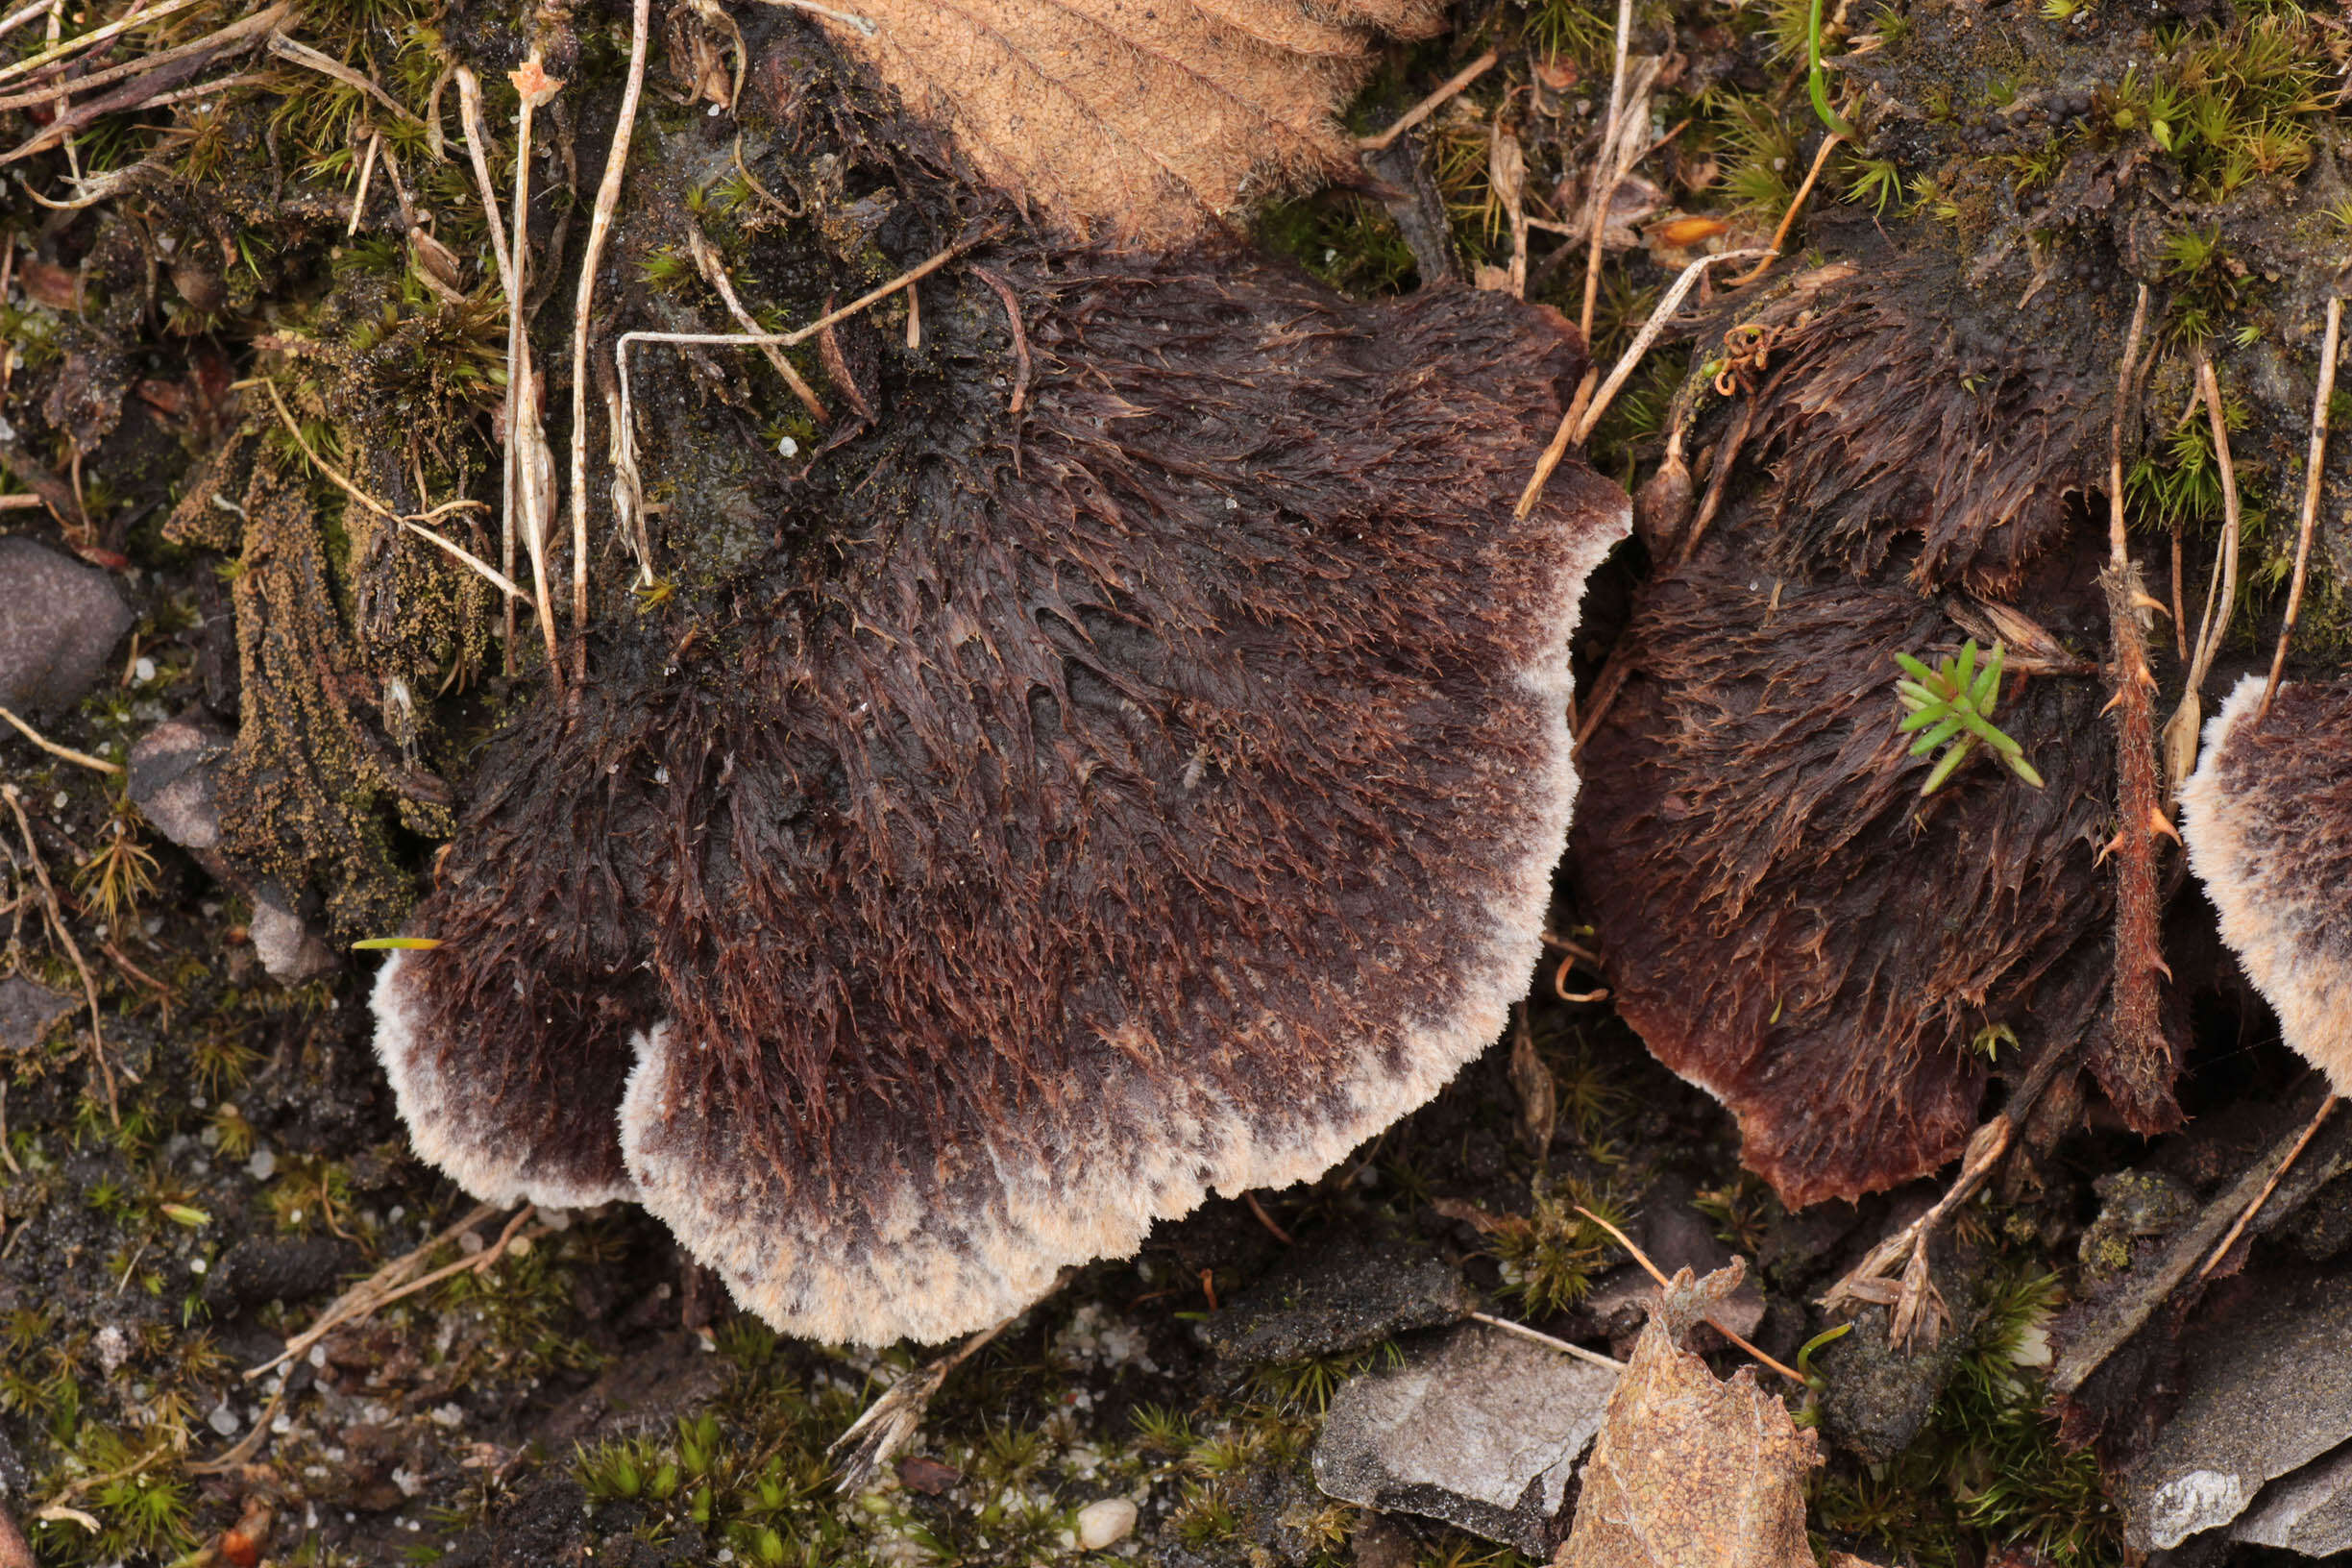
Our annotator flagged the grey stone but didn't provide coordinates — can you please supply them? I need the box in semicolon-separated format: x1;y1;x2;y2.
1201;1236;1477;1363
1312;1321;1617;1557
127;716;230;850
2234;1444;2352;1556
0;536;131;716
2125;1270;2352;1552
250;888;337;984
0;975;73;1052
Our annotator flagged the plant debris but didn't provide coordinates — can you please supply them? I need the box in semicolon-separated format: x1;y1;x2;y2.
1556;1261;1818;1568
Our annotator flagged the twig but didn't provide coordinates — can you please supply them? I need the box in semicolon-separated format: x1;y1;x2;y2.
0;0;206;87
1242;1190;1292;1245
1573;248;1768;446
2159;352;2242;792
346;130;380;237
2097;284;2175;1130
970;266;1029;414
2200;1095;2337;1279
2258;294;2341;723
185;1383;285;1475
2183;351;2242;690
569;0;651;678
1515;249;1767;519
1573;1206;1802;1382
744;0;877;36
0;1;288;112
0;0;53;47
496;56;565;686
614;235;984;466
39;1440;171;1507
0;704;120;773
1;785;115;1124
2052;1079;2352;1395
265;32;432;137
1728;133;1841;288
243;1201;519;1380
1468;1311;1626;1371
2170;527;2188;661
400;521;528;601
830;1315;1012;1490
257;377;403;527
453;65;522;671
1358;49;1497;153
258;377;523;601
2;41;244;164
1580;0;1633;341
685;223;826;424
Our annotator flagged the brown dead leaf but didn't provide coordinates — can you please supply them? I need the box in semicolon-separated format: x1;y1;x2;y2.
1556;1262;1818;1568
16;258;79;311
815;0;1442;243
1508;1013;1556;1155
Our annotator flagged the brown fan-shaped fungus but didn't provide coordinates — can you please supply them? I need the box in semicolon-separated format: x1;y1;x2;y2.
373;245;1629;1342
1569;267;2181;1208
2182;674;2352;1090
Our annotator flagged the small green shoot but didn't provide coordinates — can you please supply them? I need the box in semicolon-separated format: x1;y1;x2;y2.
1971;1022;2021;1063
1842;155;1902;212
1808;0;1859;139
350;936;442;950
1894;640;2044;796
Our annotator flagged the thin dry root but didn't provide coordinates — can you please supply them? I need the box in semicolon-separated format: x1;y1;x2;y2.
1572;1206;1803;1381
829;1316;1014;1492
1818;1115;2011;1348
2200;1095;2339;1279
2258;293;2342;723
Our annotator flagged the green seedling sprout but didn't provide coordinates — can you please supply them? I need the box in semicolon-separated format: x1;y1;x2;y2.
1809;0;1859;140
1894;640;2045;796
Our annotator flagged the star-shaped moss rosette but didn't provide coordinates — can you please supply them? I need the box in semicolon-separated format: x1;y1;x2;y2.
1894;639;2046;797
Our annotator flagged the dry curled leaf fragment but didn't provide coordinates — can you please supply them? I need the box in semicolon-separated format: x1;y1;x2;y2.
807;0;1441;243
507;57;563;106
1557;1262;1818;1568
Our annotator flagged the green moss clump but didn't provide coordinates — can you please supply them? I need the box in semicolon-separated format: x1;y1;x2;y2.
1814;1266;2121;1567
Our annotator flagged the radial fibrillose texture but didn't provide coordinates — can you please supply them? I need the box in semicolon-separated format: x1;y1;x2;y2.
2181;674;2352;1092
372;245;1629;1345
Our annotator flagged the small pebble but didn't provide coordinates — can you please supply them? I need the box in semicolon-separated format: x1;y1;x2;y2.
1075;1498;1138;1551
246;1147;276;1181
458;1230;486;1256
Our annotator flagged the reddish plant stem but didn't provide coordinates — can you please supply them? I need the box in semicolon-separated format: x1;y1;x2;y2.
2098;284;2174;1132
